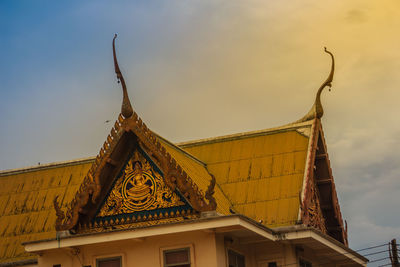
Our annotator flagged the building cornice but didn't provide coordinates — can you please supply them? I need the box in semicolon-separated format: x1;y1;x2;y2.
23;214;366;266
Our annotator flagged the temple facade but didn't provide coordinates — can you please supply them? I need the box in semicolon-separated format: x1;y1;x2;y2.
0;38;368;267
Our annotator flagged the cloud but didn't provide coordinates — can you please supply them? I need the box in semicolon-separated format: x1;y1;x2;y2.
1;0;400;252
346;9;368;23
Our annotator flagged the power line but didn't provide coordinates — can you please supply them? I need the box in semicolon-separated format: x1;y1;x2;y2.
369;257;391;264
275;249;380;267
355;243;388;252
362;249;388;257
248;241;390;267
260;239;396;266
270;242;389;267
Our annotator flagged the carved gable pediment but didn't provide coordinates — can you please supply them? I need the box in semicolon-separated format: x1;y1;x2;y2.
95;149;193;224
53;35;217;233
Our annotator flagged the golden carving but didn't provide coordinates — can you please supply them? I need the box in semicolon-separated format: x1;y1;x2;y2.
306;182;327;234
79;214;199;234
98;151;184;217
54;36;217;232
296;47;335;123
113;34;133;118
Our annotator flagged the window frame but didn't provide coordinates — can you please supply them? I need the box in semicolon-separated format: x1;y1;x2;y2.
96;256;122;267
255;260;284;267
226;248;245;267
160;244;195;267
93;253;125;267
299;259;312;267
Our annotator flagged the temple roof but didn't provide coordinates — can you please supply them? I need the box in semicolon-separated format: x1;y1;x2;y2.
0;120;311;264
0;42;346;264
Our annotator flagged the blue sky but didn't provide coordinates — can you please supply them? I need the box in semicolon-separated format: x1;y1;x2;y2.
1;1;400;263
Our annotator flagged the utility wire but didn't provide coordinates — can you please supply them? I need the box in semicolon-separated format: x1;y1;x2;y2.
270;242;389;267
355;243;388;252
252;241;389;267
362;249;388;257
240;242;389;267
275;251;377;267
277;254;367;267
368;257;391;263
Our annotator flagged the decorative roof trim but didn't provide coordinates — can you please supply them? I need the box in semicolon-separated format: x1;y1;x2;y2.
299;119;347;245
298;118;318;222
113;34;133;118
79;208;197;233
153;132;207;166
317;122;348;245
296;47;335;123
121;114;217;212
53;36;217;231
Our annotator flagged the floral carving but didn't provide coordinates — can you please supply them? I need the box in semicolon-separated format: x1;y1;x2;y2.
98;151;185;217
306;181;327;234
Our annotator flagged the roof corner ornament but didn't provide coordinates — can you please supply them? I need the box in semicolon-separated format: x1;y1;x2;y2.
297;47;335;123
113;34;133;118
205;174;217;210
53;196;65;231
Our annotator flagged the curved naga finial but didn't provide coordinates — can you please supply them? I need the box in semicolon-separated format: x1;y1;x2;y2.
296;47;335;123
113;34;134;118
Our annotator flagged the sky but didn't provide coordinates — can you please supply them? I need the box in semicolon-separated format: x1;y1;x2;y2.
1;0;399;264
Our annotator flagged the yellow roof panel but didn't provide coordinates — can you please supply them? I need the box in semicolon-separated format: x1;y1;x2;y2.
0;160;92;264
180;126;311;228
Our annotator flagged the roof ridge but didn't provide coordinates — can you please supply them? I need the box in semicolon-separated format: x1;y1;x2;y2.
0;121;311;175
0;157;95;176
177;120;313;147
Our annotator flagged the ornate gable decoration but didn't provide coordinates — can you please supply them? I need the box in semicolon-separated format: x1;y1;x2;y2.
296;47;334;123
53;35;216;232
98;150;186;217
300;119;347;245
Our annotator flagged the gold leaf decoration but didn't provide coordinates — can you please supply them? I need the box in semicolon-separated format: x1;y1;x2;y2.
98;151;185;217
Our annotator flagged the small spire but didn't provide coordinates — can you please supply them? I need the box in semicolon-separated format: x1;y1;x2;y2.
296;47;335;123
113;34;133;118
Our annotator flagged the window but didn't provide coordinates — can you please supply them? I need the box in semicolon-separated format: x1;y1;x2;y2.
299;259;312;267
163;248;191;267
96;256;122;267
228;250;245;267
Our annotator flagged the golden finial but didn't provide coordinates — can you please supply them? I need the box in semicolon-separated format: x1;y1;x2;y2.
296;47;335;123
113;34;133;118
